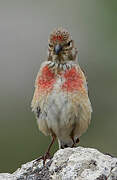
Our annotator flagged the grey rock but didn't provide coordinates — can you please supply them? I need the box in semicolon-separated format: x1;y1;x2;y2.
0;173;16;180
0;147;117;180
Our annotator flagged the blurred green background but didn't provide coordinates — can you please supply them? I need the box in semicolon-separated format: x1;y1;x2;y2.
0;0;117;173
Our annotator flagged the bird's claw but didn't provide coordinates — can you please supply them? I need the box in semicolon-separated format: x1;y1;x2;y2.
34;152;51;166
43;152;50;165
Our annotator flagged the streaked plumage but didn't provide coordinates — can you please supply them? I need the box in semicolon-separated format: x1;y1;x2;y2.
31;28;92;154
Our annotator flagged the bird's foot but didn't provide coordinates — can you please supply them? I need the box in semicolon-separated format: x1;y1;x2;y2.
33;135;56;166
34;152;51;166
42;151;51;165
72;138;80;148
75;138;80;144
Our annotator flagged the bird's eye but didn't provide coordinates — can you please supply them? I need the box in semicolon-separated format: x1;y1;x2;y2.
49;44;53;48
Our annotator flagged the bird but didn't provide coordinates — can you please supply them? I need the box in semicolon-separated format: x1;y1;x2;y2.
31;27;92;164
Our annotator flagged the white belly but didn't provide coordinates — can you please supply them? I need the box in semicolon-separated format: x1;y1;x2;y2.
47;91;75;134
37;89;75;135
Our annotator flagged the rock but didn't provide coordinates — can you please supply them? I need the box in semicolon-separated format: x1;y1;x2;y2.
0;147;117;180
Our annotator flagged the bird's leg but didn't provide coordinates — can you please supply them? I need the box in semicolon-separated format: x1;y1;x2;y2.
43;135;56;161
71;137;80;147
70;126;76;148
75;137;80;144
70;126;80;147
71;137;75;148
36;135;56;165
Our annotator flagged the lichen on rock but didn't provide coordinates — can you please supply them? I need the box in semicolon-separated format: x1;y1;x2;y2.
0;147;117;180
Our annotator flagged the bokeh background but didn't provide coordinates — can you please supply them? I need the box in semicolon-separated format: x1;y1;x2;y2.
0;0;117;173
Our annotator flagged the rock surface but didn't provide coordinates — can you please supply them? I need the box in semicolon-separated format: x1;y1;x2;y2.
0;147;117;180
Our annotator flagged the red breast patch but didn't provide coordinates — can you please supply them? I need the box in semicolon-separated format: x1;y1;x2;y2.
62;67;83;92
37;65;56;92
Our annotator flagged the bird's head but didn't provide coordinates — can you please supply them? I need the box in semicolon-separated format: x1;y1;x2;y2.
47;28;77;63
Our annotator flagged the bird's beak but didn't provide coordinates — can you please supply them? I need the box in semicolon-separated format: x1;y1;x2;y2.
54;44;62;55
